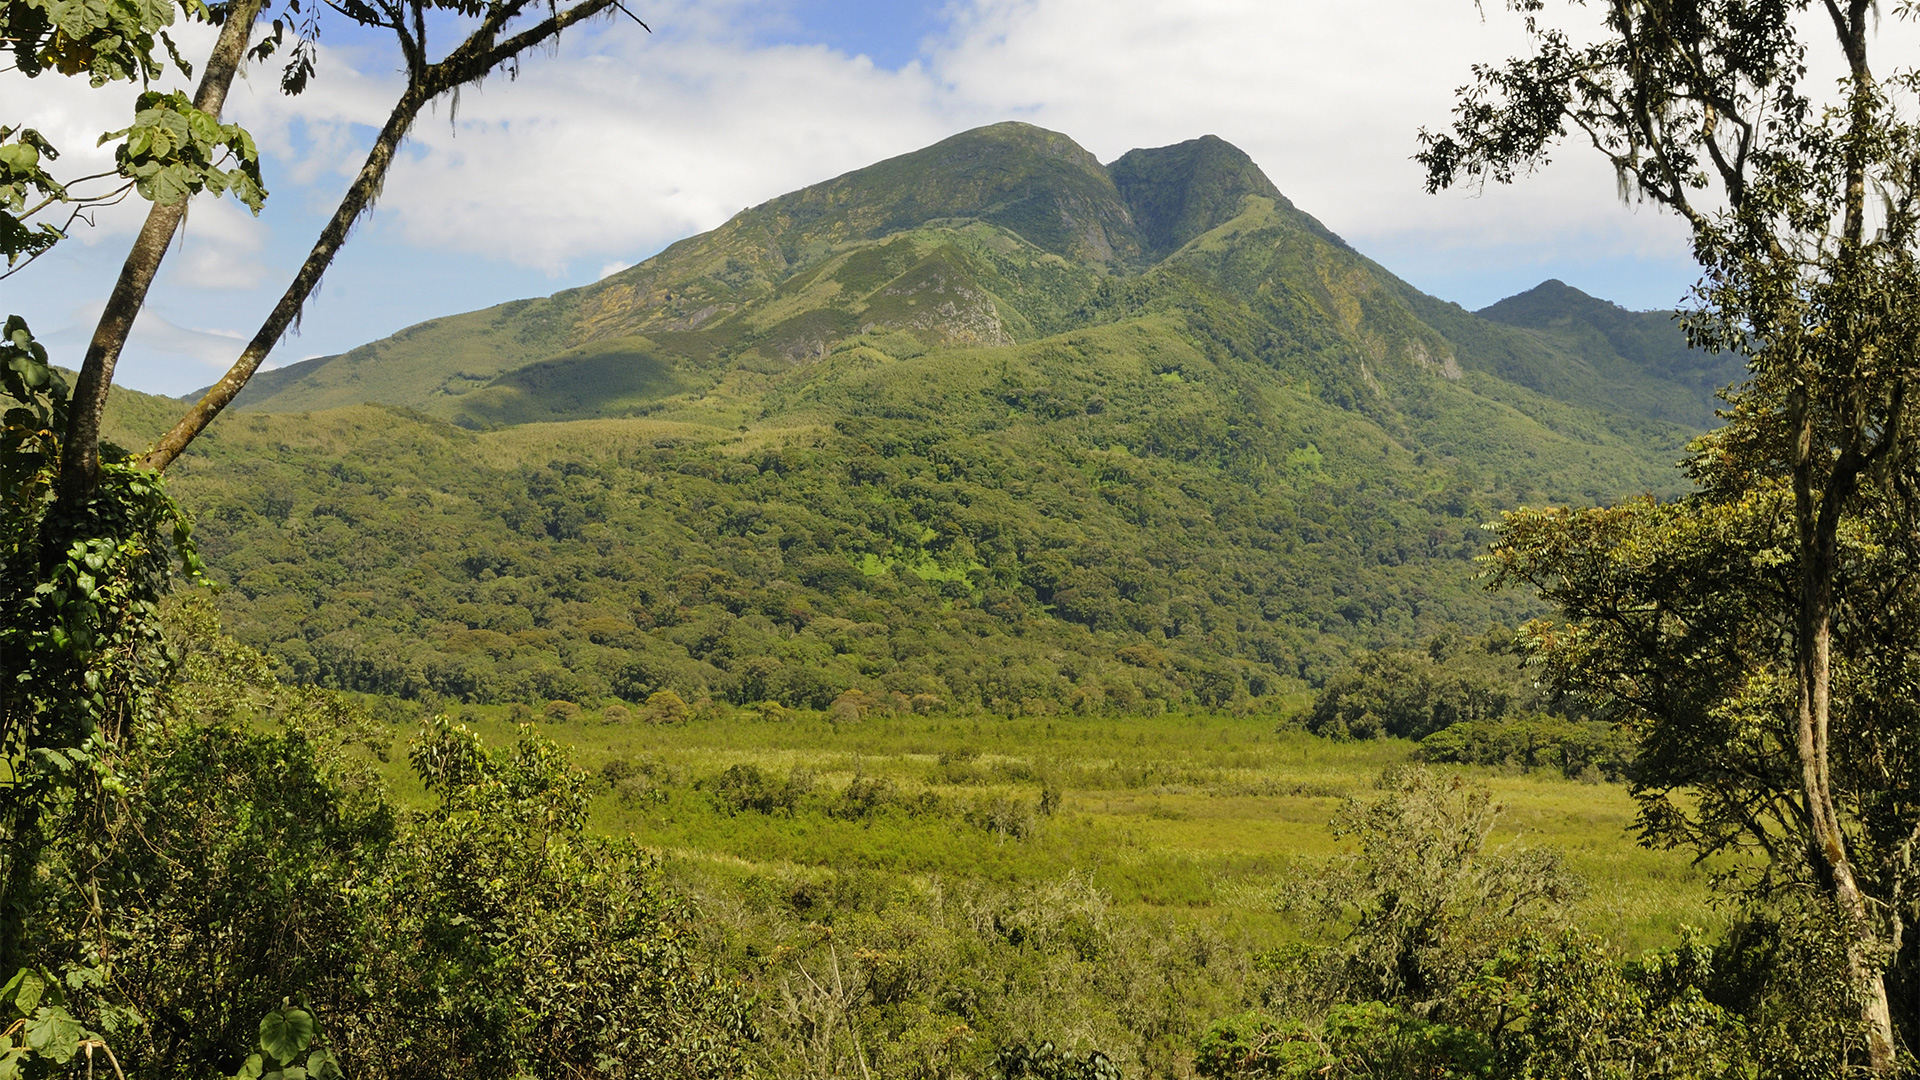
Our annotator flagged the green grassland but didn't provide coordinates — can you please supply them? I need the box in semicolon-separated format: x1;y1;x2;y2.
384;702;1717;954
327;697;1724;1076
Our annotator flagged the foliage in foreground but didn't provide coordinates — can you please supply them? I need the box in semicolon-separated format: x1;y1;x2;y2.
7;599;753;1079
1191;767;1862;1080
0;586;1880;1079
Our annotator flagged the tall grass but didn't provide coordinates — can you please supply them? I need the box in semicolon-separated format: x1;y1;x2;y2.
386;704;1718;955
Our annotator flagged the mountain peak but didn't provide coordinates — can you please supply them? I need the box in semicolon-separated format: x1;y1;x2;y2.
755;121;1139;266
1477;279;1630;326
946;121;1107;169
1107;135;1287;259
1476;278;1741;428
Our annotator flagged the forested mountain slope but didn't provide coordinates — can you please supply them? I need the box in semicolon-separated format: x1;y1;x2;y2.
134;123;1734;713
1475;279;1744;428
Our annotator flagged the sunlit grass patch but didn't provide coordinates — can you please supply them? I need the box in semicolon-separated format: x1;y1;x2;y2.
377;703;1719;955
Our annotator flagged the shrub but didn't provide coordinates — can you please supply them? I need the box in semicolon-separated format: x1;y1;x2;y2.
992;1041;1122;1080
18;608;755;1079
711;764;808;816
832;775;899;820
1417;716;1634;781
645;690;691;724
830;688;873;723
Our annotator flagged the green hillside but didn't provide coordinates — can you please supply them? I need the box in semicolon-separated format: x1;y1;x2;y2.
1476;278;1745;428
131;123;1735;713
225;125;1726;432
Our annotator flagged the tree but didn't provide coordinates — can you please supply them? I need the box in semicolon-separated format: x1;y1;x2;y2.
1;0;637;991
1420;1;1920;1069
142;0;642;471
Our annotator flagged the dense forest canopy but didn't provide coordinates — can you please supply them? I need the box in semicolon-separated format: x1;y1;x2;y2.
102;123;1741;716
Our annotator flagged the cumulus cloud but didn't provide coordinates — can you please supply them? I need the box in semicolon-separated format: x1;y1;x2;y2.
367;29;964;270
37;302;248;396
22;0;1907;394
935;0;1684;264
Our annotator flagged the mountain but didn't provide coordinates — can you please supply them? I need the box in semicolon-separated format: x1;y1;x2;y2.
225;125;1723;434
1476;279;1743;428
140;123;1736;714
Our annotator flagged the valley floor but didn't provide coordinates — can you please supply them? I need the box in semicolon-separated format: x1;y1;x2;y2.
383;706;1718;954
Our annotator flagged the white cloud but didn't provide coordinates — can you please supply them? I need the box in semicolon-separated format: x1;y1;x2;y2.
934;0;1685;263
37;301;248;396
168;198;272;290
368;30;963;270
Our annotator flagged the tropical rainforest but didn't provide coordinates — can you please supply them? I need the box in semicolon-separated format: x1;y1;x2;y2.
9;1;1920;1073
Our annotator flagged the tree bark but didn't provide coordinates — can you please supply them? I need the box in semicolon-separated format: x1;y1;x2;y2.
1794;394;1899;1073
55;0;263;500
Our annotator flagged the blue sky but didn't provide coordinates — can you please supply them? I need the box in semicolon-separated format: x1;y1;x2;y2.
750;0;949;67
3;0;1702;395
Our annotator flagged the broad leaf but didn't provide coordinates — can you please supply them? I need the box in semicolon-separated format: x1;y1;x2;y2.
0;970;44;1019
258;1007;315;1063
23;1005;84;1063
305;1047;344;1080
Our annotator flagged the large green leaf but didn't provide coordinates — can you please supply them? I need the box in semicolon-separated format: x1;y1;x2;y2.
24;1005;84;1063
0;970;45;1019
258;1007;315;1063
305;1046;344;1080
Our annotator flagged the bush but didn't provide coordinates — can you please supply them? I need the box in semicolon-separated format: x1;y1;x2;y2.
603;756;674;806
832;775;899;820
15;608;756;1079
1417;716;1634;780
1306;631;1546;741
645;690;690;724
711;763;809;816
992;1041;1122;1080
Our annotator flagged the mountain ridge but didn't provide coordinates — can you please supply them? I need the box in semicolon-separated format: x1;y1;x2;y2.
221;122;1728;434
131;123;1748;713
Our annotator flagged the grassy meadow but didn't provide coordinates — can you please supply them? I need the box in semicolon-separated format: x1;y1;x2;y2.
379;703;1719;957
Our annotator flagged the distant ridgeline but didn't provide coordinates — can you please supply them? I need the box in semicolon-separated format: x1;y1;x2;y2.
115;122;1742;714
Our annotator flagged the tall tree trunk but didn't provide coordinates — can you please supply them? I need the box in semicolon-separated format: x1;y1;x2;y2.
143;0;620;470
1795;397;1899;1073
55;0;262;500
144;82;429;472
